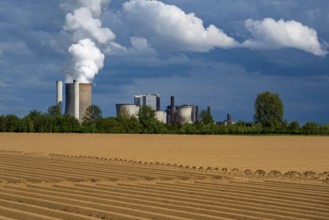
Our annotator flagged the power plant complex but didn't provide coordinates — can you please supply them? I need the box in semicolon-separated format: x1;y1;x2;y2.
116;95;202;124
55;80;222;124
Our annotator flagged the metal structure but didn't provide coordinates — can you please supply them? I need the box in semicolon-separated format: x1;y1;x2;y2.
116;104;139;118
65;81;92;122
56;81;63;114
176;105;193;124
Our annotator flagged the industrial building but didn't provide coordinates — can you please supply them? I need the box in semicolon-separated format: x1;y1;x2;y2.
134;94;160;111
56;80;92;122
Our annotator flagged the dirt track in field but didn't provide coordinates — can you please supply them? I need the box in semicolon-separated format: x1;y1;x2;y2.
0;133;329;219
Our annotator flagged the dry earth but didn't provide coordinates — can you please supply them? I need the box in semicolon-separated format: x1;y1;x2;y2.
0;133;329;219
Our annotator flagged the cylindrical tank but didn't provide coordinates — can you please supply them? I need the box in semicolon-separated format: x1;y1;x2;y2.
176;105;193;124
65;81;92;122
74;80;79;120
56;81;62;114
116;104;139;118
155;111;167;124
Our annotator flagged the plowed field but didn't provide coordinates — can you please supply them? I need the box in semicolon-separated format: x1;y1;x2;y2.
0;133;329;219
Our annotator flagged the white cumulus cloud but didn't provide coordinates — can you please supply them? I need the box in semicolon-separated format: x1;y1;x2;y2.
122;0;238;52
243;18;327;56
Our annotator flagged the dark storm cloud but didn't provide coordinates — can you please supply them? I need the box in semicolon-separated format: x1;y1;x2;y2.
0;0;328;124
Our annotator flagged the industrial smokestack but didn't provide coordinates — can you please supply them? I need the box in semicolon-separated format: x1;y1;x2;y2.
74;80;79;120
170;96;176;124
156;96;160;111
227;114;232;123
56;80;63;114
207;106;211;115
195;106;199;122
65;81;92;122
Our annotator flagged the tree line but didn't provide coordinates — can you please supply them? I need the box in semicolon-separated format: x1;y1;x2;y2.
0;91;328;135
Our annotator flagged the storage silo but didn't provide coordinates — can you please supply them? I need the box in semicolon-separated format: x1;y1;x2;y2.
176;105;193;124
65;81;92;122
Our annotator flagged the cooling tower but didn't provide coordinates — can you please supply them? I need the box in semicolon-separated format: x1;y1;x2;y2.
176;105;193;124
155;111;167;124
56;81;63;113
116;104;139;118
65;81;92;122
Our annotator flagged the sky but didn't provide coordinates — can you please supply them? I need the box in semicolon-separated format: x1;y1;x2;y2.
0;0;329;125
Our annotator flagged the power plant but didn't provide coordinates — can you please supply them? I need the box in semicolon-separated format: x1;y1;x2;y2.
56;80;92;122
55;81;226;124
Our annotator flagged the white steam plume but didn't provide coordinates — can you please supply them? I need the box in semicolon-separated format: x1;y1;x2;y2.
64;39;104;83
243;18;327;56
62;0;114;83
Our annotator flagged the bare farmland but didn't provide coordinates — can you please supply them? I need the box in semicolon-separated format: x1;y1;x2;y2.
0;133;328;219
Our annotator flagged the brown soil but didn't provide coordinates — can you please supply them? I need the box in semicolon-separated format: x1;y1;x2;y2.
1;133;329;219
1;133;328;173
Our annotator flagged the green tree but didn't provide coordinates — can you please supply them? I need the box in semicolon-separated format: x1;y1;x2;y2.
138;106;156;127
21;116;34;132
199;110;214;125
137;106;166;133
82;105;103;130
58;115;81;132
3;114;21;132
302;122;320;135
288;121;301;134
0;115;5;132
48;105;61;117
254;91;284;128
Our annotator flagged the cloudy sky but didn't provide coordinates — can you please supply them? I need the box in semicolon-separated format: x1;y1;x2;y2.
0;0;328;124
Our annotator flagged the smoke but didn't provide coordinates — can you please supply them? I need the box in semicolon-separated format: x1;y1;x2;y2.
64;39;104;83
62;0;114;83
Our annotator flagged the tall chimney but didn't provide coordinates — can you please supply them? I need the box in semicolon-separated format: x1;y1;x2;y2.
170;96;176;124
156;96;161;111
207;106;211;115
195;105;199;122
227;114;232;123
56;80;62;114
74;80;79;120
